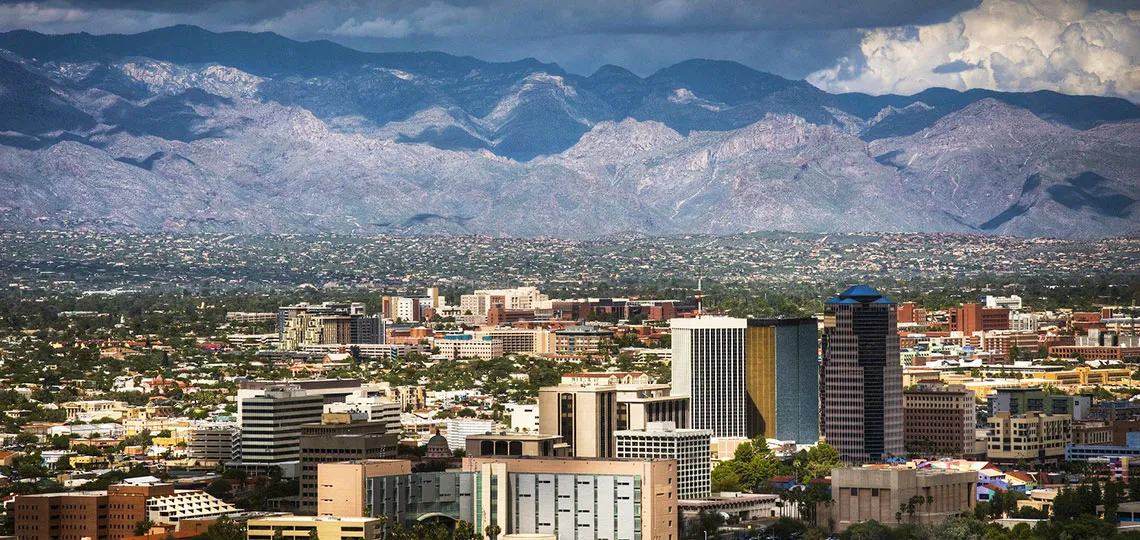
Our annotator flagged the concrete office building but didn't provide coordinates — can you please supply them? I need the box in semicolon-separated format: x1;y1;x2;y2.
829;467;976;532
988;388;1090;420
615;384;691;431
324;456;677;540
949;303;1010;334
615;421;713;499
317;460;412;517
298;413;399;511
820;286;904;464
538;385;616;457
553;325;615;355
186;424;241;467
670;316;819;442
986;411;1072;463
278;302;381;350
903;384;976;456
232;385;324;477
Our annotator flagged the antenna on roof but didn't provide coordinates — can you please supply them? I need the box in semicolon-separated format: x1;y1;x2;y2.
695;268;704;318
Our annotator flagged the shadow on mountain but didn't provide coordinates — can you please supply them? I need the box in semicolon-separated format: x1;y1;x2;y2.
1046;172;1135;218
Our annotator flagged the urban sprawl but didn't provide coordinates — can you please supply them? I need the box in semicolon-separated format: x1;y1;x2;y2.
3;268;1140;540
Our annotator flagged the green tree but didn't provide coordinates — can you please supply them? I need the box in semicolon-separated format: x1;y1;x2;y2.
452;520;478;540
710;464;741;492
793;442;844;482
134;519;155;536
308;527;320;540
203;516;245;540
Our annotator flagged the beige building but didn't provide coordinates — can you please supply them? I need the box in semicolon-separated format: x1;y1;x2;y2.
538;385;616;457
986;412;1072;463
829;467;977;532
318;456;678;540
246;516;384;540
316;460;412;517
903;384;976;456
463;456;678;540
436;336;505;360
465;433;570;458
474;328;555;354
615;384;690;431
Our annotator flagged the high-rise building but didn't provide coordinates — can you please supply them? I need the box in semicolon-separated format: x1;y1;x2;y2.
538;385;616;457
670;317;819;442
278;302;381;350
615;421;713;499
232;385;324;477
820;285;903;464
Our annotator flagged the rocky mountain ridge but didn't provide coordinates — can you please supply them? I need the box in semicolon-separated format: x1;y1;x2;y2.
0;26;1137;239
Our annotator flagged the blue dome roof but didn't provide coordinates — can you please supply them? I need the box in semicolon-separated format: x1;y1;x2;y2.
828;285;896;305
839;285;883;299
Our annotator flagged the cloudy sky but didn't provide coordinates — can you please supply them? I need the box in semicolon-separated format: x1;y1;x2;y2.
1;0;1138;99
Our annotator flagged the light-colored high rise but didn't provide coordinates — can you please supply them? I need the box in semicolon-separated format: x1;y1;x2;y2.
232;385;324;477
538;385;616;457
670;316;819;442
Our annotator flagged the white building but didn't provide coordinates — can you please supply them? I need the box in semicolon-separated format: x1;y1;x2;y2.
187;424;241;466
146;490;238;528
615;421;713;499
445;419;495;452
983;295;1024;310
324;387;403;434
234;385;324;477
670;317;749;439
508;403;540;433
435;335;504;360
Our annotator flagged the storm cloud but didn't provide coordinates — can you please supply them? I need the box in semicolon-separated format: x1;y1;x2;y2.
0;0;1136;99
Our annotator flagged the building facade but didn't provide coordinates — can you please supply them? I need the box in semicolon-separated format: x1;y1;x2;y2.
298;414;399;511
538;385;616;458
615;421;713;499
670;316;819;442
820;285;904;464
903;385;976;457
986;412;1072;463
233;385;324;477
829;467;976;532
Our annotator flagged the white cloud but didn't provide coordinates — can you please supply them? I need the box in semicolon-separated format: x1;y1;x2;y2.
808;0;1140;100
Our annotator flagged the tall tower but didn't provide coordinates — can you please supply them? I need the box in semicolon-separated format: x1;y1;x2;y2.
820;285;903;464
671;317;819;442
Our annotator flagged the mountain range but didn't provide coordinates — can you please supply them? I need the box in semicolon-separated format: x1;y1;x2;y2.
0;25;1138;238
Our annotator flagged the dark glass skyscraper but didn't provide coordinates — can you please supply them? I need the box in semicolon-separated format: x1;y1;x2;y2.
820;285;903;463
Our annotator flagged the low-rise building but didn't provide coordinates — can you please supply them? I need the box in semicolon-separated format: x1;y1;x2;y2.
615;421;713;499
246;516;384;540
829;467;977;532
